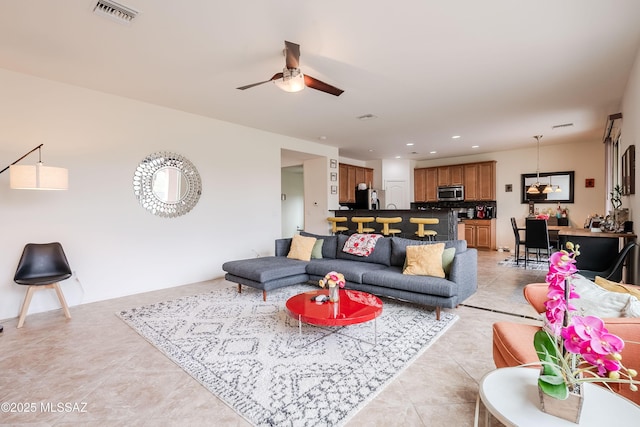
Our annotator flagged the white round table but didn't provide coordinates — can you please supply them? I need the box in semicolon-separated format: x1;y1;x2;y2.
475;367;640;426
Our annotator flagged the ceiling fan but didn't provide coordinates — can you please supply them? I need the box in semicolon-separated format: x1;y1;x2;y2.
237;41;344;96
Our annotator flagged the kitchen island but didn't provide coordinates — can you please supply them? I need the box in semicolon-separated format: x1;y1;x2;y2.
330;209;458;240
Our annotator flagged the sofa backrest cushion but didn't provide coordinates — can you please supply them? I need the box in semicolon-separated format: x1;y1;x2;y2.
300;231;338;259
390;237;467;267
336;234;391;266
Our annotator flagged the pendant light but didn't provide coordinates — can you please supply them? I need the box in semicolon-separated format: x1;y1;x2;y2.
526;135;544;194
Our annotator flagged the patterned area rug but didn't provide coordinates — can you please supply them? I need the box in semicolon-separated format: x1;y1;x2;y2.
118;284;457;427
498;256;549;271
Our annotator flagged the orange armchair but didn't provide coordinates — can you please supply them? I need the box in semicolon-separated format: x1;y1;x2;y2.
493;283;640;405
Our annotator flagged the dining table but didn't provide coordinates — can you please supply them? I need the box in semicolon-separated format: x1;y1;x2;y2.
516;222;637;281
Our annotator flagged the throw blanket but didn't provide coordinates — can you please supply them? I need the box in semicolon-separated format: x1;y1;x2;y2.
343;233;382;257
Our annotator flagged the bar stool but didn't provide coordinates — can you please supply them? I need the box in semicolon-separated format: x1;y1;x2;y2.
410;217;439;240
351;217;376;233
375;217;402;236
327;217;349;235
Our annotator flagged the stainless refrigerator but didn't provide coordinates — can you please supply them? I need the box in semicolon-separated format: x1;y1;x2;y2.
355;189;385;210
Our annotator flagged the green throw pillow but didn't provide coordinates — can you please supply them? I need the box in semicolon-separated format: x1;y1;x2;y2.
442;247;456;275
311;239;324;259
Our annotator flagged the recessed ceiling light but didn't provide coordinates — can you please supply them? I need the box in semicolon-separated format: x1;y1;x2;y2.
452;135;461;139
368;149;375;152
471;145;479;149
430;151;437;154
406;142;414;146
318;135;327;140
395;156;401;159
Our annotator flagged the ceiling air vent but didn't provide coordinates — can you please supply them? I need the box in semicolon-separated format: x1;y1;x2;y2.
93;0;138;24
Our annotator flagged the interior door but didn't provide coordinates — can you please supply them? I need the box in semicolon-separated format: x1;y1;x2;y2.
385;180;407;209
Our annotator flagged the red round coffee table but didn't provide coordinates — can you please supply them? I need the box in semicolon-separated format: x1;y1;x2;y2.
285;289;383;342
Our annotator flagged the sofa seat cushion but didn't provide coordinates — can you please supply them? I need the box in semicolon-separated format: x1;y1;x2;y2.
305;259;388;284
222;256;308;283
362;267;457;297
492;322;541;368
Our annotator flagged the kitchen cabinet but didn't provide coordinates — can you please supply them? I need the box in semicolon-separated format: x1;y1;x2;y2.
414;167;438;202
425;168;438;201
436;165;464;186
464;219;496;250
477;161;496;200
463;161;496;201
415;161;495;202
449;165;464;185
339;163;374;203
437;166;450;186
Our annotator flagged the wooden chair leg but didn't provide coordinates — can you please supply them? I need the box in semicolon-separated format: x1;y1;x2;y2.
262;290;267;302
53;283;71;320
17;285;37;328
435;306;441;321
238;284;242;294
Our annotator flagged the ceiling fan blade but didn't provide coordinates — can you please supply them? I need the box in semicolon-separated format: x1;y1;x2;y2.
236;73;283;90
284;40;300;69
304;74;344;96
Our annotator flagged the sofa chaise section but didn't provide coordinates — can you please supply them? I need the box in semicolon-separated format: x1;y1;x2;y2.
222;256;309;301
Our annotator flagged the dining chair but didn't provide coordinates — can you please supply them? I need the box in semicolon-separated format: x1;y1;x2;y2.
510;217;526;265
14;242;73;328
578;241;637;282
524;218;554;269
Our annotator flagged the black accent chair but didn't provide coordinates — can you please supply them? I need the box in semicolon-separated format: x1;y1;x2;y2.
578;241;637;282
524;218;554;269
14;242;72;328
510;217;526;265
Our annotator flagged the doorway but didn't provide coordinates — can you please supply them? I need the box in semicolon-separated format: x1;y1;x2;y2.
281;166;304;238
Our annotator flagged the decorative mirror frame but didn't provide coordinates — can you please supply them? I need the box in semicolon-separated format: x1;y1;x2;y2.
133;151;202;218
520;171;575;204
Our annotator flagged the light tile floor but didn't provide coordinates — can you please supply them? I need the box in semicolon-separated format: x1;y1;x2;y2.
0;250;547;426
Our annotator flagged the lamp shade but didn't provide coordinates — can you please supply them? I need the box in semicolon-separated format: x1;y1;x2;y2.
10;163;68;190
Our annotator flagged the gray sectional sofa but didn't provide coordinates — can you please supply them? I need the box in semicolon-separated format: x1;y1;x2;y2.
222;232;478;319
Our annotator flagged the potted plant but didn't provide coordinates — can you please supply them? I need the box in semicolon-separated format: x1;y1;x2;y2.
534;242;639;422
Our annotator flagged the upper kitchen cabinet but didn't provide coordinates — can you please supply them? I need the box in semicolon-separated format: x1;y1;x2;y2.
339;163;374;203
414;167;438;202
415;160;496;202
464;161;496;201
436;165;464;186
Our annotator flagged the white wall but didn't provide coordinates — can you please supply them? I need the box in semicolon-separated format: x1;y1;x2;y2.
621;44;640;282
0;68;335;320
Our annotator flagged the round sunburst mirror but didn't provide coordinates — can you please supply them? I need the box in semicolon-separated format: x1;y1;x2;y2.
133;151;202;218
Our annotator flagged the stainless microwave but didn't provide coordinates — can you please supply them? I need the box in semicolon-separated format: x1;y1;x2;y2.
437;185;464;201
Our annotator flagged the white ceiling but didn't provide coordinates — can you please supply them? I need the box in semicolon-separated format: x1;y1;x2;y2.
1;1;639;161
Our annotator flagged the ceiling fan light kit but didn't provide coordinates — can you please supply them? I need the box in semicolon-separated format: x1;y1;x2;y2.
274;68;305;93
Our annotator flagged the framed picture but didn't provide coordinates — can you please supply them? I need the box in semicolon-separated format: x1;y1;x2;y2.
330;159;337;169
622;145;635;195
330;185;337;194
585;178;595;188
330;172;337;182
